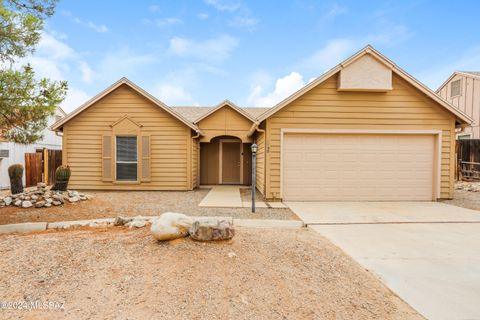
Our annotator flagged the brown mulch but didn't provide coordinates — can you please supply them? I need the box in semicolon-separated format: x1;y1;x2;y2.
0;189;298;225
0;227;422;319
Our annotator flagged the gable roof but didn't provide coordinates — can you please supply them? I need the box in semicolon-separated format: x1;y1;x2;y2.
257;45;472;125
436;71;480;93
51;77;200;132
192;99;256;123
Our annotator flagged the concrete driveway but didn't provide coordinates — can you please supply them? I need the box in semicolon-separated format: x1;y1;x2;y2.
286;202;480;320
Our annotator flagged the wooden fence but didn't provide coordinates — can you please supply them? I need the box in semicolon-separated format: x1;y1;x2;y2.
25;149;62;187
25;152;43;187
456;139;480;180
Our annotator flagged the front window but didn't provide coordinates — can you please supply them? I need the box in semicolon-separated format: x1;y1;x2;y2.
116;136;137;181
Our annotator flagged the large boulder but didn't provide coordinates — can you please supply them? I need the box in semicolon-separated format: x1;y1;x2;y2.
189;219;234;241
151;212;193;241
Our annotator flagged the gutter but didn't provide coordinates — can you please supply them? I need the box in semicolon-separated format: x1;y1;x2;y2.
247;121;265;137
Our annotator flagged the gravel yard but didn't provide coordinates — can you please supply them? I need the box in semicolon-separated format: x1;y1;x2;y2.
441;189;480;211
0;227;420;319
0;188;298;225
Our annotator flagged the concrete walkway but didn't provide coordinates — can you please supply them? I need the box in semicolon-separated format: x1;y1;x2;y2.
198;185;243;207
199;185;272;208
287;201;480;320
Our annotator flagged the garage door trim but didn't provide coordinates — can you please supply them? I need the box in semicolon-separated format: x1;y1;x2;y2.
280;128;442;201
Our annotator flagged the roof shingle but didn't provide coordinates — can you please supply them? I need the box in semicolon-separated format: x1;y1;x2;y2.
170;106;270;123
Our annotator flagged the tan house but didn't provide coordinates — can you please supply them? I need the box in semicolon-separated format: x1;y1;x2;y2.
52;45;471;201
437;71;480;139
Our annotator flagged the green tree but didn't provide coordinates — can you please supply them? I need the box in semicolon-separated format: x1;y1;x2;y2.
0;0;67;144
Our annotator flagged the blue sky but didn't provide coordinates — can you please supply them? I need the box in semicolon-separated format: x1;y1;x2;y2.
29;0;480;112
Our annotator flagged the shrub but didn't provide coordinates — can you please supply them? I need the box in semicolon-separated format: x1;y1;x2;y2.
8;164;24;194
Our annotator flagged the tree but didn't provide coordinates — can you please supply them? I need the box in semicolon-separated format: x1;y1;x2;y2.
0;0;67;144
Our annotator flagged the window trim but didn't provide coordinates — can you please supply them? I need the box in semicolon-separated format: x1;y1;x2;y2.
457;133;472;140
115;135;139;183
450;79;462;97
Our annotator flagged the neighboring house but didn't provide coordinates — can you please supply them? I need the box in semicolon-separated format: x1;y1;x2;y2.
437;71;480;139
0;107;66;189
52;45;471;201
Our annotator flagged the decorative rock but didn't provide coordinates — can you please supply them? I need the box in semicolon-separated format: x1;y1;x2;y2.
113;216;133;226
45;198;53;204
44;203;52;208
22;201;33;208
68;196;80;203
3;197;12;206
126;219;146;228
14;200;22;206
151;212;193;241
189;219;234;241
31;195;38;200
52;194;64;203
35;201;46;208
52;201;62;206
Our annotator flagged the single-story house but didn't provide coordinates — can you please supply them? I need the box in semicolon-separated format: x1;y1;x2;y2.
52;45;471;201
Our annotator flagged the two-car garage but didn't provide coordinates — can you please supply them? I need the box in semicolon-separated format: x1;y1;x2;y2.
282;131;439;201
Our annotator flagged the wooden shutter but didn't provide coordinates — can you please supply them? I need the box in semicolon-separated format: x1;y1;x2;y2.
102;135;113;181
141;135;151;181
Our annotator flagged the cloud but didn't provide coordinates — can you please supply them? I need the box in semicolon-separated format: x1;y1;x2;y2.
301;39;357;73
204;0;241;12
149;5;160;12
197;13;209;20
79;61;93;83
247;72;305;107
299;25;413;74
24;32;94;85
62;10;109;33
97;48;157;78
155;84;194;105
228;16;258;30
417;46;480;89
326;3;348;17
61;87;91;113
168;35;238;63
156;17;183;26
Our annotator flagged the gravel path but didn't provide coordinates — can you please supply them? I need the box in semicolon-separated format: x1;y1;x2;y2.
0;188;298;225
0;227;421;319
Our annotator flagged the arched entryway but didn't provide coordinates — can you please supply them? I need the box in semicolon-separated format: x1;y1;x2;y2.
200;136;252;185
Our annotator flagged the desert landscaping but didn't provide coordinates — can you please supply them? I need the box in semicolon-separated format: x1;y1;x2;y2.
0;227;421;319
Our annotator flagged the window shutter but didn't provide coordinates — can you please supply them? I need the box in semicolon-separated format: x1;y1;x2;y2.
141;135;151;181
102;135;113;181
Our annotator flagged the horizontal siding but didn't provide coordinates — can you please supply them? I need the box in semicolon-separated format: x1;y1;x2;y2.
64;84;191;190
192;139;199;188
265;73;456;200
198;105;254;142
255;129;265;195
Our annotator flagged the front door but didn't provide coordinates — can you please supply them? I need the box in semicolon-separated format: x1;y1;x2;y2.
221;141;241;184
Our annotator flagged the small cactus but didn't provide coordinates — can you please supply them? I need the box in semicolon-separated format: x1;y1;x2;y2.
8;164;24;194
52;165;71;191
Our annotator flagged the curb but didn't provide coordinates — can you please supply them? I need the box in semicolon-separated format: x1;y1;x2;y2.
0;222;47;234
0;216;304;235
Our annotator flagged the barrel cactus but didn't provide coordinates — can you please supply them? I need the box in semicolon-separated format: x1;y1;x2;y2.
8;164;24;195
52;165;71;191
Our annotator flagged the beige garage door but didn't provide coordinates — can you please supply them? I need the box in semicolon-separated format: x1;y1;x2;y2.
283;133;435;201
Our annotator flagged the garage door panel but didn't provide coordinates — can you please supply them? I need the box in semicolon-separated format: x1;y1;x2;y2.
283;133;435;201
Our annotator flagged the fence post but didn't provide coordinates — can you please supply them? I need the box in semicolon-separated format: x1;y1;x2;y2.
43;148;49;185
